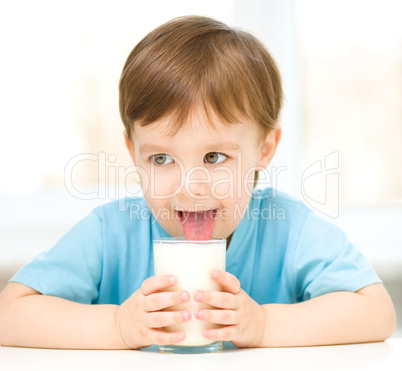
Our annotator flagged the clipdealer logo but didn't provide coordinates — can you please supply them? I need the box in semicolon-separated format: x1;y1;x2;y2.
301;151;339;219
63;150;339;219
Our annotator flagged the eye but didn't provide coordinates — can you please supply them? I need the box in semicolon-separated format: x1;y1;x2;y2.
204;152;227;164
151;154;174;165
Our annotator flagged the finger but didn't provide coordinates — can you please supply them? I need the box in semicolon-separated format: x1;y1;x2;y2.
141;275;177;296
211;270;241;294
147;310;191;328
194;290;239;309
202;326;235;342
195;308;238;325
144;290;190;312
151;328;186;345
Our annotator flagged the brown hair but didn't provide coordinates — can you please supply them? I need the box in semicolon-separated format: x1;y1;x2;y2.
119;15;283;140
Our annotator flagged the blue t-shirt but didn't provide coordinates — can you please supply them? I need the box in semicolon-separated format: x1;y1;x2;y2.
10;188;381;305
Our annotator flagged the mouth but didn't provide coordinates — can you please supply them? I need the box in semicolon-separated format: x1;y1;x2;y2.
175;208;218;221
175;208;218;240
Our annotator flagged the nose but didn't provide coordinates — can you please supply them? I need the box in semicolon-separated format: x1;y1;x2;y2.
180;166;211;199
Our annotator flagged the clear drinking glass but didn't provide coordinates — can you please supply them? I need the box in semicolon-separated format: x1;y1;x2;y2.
153;237;226;354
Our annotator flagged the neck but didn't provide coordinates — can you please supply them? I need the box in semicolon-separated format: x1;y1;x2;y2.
226;233;233;250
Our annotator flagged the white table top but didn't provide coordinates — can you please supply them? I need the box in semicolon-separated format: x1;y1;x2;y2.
1;339;401;371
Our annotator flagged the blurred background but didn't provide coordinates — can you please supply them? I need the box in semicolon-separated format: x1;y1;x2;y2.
0;0;401;336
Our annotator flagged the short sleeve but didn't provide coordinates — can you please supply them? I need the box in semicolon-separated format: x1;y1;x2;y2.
10;210;103;304
292;211;381;301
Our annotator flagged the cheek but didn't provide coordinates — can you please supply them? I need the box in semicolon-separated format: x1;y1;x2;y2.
210;168;234;199
241;158;258;195
210;160;257;200
140;165;182;198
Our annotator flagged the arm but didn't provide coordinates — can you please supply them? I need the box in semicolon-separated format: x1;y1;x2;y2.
0;277;191;349
194;271;396;347
260;283;397;347
0;282;127;349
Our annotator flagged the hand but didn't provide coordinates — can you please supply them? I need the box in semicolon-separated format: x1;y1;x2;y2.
115;275;192;349
193;270;265;348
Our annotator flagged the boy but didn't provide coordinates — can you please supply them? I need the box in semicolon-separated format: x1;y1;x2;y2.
0;16;396;349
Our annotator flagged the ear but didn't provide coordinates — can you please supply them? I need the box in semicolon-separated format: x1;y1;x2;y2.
256;127;282;169
124;130;137;166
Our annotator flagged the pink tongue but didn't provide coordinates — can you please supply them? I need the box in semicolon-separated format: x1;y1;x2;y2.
180;210;215;240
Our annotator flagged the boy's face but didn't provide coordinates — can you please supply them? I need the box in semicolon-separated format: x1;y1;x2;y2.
125;106;280;240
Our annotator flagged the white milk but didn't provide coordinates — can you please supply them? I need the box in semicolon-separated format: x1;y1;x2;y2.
153;238;226;346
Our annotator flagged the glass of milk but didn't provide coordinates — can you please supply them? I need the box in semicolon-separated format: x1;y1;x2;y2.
153;237;226;354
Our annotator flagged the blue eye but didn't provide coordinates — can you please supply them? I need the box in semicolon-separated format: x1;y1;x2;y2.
204;152;227;164
151;154;174;165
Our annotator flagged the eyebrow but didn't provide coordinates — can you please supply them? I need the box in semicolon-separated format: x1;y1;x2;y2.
139;142;241;154
139;144;171;154
206;142;241;152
